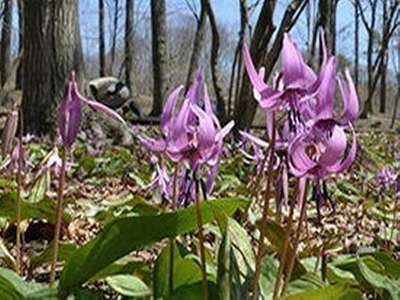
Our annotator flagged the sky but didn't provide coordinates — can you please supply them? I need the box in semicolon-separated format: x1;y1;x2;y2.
5;0;393;74
78;0;373;68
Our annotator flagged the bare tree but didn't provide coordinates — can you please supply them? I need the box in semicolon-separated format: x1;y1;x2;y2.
99;0;106;76
379;0;388;113
185;0;207;89
354;1;359;92
150;0;168;116
125;0;135;92
109;0;120;74
16;0;24;90
228;0;249;120
0;0;12;87
317;0;338;54
22;0;85;134
233;0;306;130
357;0;400;118
390;37;400;128
204;0;227;123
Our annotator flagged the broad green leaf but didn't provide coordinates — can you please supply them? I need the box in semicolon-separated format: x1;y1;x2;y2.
169;282;219;300
106;275;150;297
287;273;325;294
372;251;400;280
27;172;50;203
327;265;357;285
59;198;248;292
88;258;149;283
30;242;77;270
286;284;363;300
259;255;279;298
0;267;57;300
0;193;71;224
332;255;385;286
217;231;232;300
154;242;202;297
358;257;400;300
227;218;255;273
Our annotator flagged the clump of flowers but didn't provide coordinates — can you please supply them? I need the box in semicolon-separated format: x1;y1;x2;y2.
376;166;399;197
242;29;360;299
51;71;126;284
140;72;234;206
139;72;234;297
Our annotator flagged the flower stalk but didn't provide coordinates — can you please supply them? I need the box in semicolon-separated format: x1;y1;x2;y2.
50;146;67;284
168;164;179;295
15;110;24;275
195;173;208;300
252;113;276;300
272;180;297;299
280;178;309;297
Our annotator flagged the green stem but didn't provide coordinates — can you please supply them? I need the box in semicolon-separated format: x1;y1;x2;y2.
15;141;22;275
272;181;297;300
280;179;309;297
195;178;208;300
15;109;24;275
50;147;67;284
389;197;398;249
168;165;179;295
251;113;276;300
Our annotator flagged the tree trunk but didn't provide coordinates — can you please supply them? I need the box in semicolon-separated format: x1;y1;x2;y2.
0;0;13;87
379;50;387;114
150;0;168;116
22;0;85;135
125;0;135;92
185;0;207;89
233;0;276;131
379;1;388;114
99;0;106;76
16;0;24;90
204;0;227;123
354;2;359;93
228;0;248;119
110;0;119;74
317;0;336;55
233;0;306;131
359;0;378;118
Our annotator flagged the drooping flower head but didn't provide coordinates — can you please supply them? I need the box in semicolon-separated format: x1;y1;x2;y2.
140;72;234;169
243;28;360;222
58;71;127;149
140;72;234;205
1;109;18;157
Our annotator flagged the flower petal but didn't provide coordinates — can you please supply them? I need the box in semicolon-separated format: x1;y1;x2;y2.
243;44;268;92
318;124;347;167
326;124;357;173
161;85;184;133
337;69;359;124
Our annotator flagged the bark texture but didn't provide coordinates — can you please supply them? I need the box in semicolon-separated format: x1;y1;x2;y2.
150;0;168;116
22;0;85;135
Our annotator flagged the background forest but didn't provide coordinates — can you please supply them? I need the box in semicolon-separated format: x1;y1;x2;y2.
0;1;399;300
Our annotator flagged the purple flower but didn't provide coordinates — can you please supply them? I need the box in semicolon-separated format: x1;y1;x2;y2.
1;139;27;174
58;71;126;148
35;148;74;179
243;34;317;113
1;110;18;157
376;166;398;195
145;163;173;201
288;119;357;179
140;73;234;169
140;72;234;204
